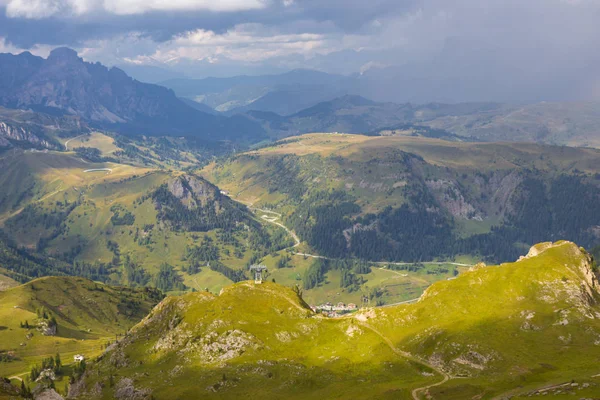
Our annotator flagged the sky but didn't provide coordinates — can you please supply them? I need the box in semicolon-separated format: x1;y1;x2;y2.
1;0;600;102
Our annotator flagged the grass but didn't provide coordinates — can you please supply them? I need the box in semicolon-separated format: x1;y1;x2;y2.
71;241;600;399
64;132;120;155
0;277;162;379
76;281;438;399
201;133;600;229
0;269;18;291
370;241;600;397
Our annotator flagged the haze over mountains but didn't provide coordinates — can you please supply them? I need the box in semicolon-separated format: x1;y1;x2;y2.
0;48;264;141
3;47;600;151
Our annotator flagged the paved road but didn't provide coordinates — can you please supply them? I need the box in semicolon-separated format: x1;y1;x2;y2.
249;201;473;267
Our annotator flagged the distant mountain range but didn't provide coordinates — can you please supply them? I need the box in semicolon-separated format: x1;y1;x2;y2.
2;49;600;148
0;48;265;141
160;69;353;115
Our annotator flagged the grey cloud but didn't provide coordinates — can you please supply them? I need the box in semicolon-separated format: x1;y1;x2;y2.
2;0;600;102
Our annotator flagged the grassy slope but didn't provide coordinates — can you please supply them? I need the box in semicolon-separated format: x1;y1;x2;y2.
369;241;600;398
62;132;120;154
0;268;18;291
76;282;437;400
202;134;600;215
0;150;287;283
75;241;600;399
0;150;150;221
421;101;600;148
0;276;162;378
200;134;600;303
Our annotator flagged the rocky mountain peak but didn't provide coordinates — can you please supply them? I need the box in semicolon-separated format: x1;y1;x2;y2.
47;47;81;64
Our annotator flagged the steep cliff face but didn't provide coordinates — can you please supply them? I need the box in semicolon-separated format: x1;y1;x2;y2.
166;175;218;209
0;106;87;149
0;121;55;148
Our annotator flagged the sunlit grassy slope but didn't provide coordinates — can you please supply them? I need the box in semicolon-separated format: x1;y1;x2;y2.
201;133;600;212
72;241;600;399
75;282;437;399
0;150;285;277
0;149;150;219
62;132;120;154
0;268;18;291
0;277;162;378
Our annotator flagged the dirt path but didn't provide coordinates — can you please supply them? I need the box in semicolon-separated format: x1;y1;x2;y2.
357;321;450;400
0;186;64;224
64;134;86;151
84;168;112;173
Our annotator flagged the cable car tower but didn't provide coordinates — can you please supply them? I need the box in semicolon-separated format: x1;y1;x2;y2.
249;265;267;284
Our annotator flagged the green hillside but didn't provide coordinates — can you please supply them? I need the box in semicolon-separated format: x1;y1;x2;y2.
71;241;600;399
0;276;163;379
201;134;600;263
0;268;18;291
0;149;291;298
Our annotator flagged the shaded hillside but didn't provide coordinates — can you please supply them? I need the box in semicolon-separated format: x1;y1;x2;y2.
72;242;600;399
0;107;87;150
0;48;265;141
245;95;416;138
202;134;600;262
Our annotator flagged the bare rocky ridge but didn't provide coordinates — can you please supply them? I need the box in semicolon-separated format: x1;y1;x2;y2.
167;175;217;209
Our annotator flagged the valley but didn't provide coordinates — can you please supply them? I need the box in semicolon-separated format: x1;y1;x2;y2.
60;241;600;399
2;4;600;399
2;130;600;312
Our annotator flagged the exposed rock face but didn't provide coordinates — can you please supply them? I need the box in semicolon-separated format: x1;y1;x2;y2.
167;175;216;209
114;378;152;400
38;320;57;336
35;369;56;382
0;121;53;148
426;179;482;220
33;389;64;400
0;106;86;149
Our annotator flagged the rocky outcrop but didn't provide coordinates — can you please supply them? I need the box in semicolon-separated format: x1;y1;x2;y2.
114;378;152;400
167;175;217;209
33;389;64;400
426;179;482;220
0;121;54;148
0;107;87;149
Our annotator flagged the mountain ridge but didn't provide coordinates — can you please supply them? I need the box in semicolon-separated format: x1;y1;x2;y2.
0;48;266;141
67;241;600;399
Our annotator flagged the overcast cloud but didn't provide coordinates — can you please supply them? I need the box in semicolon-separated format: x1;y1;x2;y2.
1;0;600;102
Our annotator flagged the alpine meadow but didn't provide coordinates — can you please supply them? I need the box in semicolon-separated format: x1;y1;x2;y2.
2;1;600;399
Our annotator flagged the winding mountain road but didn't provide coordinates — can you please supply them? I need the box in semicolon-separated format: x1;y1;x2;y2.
254;207;472;267
64;134;86;150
